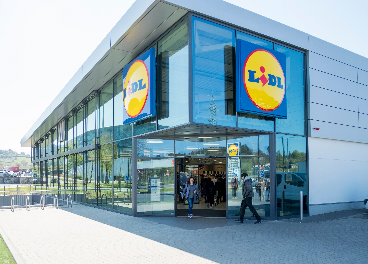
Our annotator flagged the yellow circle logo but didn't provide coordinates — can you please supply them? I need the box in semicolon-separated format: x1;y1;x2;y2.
243;50;285;111
228;144;239;156
124;60;149;118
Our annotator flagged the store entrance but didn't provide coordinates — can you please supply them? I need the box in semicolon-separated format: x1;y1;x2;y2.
176;157;226;217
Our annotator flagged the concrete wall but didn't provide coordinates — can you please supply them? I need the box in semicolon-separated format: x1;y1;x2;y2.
308;137;368;215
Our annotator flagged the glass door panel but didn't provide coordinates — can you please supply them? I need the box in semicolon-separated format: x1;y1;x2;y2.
227;156;270;218
137;158;175;215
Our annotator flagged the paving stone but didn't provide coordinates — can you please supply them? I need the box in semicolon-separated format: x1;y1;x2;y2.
0;205;367;263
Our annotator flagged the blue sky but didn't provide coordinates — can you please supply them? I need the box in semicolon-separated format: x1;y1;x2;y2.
0;0;367;154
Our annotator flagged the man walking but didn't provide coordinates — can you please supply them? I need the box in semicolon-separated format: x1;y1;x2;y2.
236;173;261;224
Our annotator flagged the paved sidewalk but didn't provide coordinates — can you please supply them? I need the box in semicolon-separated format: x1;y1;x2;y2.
0;205;367;264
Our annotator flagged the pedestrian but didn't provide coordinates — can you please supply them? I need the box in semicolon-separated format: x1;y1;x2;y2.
182;176;200;218
236;173;261;224
231;175;238;199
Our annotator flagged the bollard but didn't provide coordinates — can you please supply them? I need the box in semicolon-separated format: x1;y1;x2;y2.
40;196;44;210
26;196;30;211
11;196;14;212
55;195;58;209
70;199;72;208
67;194;71;208
300;191;303;221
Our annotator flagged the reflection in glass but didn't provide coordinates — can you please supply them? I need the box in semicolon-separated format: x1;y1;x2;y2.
52;129;57;155
227;136;259;156
33;162;40;187
137;139;174;158
238;112;274;132
133;117;156;136
75;153;84;202
99;82;114;144
276;134;307;216
237;32;273;49
67;116;73;151
113;139;132;213
275;45;305;136
193;17;236;126
137;158;175;215
86;98;96;146
85;150;97;205
99;143;113;208
175;137;227;157
45;135;52;157
58;157;64;190
157;18;189;129
227;156;270;218
76;108;83;148
66;155;75;191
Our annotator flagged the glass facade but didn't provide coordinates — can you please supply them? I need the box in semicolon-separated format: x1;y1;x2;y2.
157;18;189;129
276;134;307;216
227;135;271;218
31;14;306;218
193;17;236;127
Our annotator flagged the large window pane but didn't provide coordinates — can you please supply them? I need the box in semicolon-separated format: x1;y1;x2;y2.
113;139;132;213
45;134;52;157
52;129;57;155
137;158;175;215
85;150;97;205
137;139;174;158
67;116;74;151
58;157;65;190
99;143;113;208
75;153;84;202
237;32;273;49
275;45;305;136
193;17;236;126
175;136;227;157
86;98;96;146
157;18;189;129
114;74;132;140
99;82;114;144
133;117;156;136
76;108;83;148
276;134;307;216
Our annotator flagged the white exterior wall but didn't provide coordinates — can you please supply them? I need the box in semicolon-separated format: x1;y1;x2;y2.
309;137;368;215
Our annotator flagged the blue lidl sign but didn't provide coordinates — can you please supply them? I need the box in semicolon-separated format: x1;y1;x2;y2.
122;47;156;124
236;40;287;118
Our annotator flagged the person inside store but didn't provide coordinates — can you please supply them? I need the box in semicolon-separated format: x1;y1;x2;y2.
206;176;215;208
231;175;238;199
236;173;261;224
182;176;200;218
265;178;270;201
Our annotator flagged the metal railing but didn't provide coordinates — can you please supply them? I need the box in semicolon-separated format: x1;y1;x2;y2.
0;188;77;210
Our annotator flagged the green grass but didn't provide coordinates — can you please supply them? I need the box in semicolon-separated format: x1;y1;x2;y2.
0;235;16;264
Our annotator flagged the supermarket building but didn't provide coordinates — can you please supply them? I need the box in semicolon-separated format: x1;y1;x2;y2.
21;0;368;218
